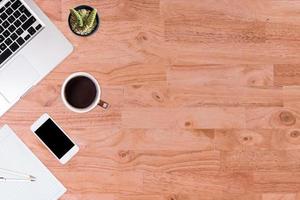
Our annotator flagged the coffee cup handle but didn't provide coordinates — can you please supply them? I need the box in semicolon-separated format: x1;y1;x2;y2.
98;100;110;110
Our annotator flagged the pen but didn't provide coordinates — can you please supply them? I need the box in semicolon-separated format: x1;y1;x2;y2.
0;177;36;182
0;168;36;181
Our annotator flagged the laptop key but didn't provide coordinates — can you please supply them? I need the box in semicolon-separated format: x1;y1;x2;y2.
0;13;7;20
3;30;9;37
0;43;6;50
19;5;25;12
21;16;35;30
27;26;35;35
16;37;24;45
13;19;21;27
8;25;16;32
0;1;43;66
6;8;13;15
24;9;31;18
35;24;42;31
10;33;17;40
0;49;12;64
8;15;15;23
19;14;26;22
16;27;23;35
2;20;8;28
4;38;12;46
13;10;20;18
9;42;18;52
11;0;21;9
19;5;31;17
4;1;11;8
24;34;30;40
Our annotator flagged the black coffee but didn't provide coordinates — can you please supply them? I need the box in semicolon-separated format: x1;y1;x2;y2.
64;76;97;109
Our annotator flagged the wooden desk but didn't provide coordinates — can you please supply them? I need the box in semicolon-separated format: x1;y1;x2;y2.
2;0;300;199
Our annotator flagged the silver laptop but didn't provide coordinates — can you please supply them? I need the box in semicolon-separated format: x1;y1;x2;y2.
0;0;73;116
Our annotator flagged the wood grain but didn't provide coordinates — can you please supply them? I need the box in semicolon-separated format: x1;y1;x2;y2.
4;0;300;199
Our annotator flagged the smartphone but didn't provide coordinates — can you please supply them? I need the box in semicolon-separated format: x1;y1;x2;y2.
31;113;79;164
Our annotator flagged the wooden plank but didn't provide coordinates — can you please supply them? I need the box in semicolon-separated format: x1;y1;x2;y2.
271;129;300;150
283;86;300;116
262;193;297;200
141;170;253;197
122;107;245;129
161;0;300;64
117;195;163;200
119;194;262;200
167;64;274;87
254;171;300;192
215;129;273;151
107;129;215;151
222;150;300;171
124;85;283;107
215;128;300;151
274;65;300;86
62;193;116;200
245;107;300;129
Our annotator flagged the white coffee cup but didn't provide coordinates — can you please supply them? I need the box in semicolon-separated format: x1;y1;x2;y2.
61;72;109;113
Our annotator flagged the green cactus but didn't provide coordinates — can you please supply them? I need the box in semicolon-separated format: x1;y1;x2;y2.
84;9;97;32
69;7;98;35
70;8;83;27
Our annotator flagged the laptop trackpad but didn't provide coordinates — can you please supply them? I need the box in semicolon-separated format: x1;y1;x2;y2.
0;55;40;102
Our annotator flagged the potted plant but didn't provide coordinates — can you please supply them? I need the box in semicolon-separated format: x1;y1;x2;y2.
68;5;99;36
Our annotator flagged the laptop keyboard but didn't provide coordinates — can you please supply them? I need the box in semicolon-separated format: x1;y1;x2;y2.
0;0;43;66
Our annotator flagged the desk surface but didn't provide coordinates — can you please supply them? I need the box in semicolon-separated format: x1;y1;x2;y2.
2;0;300;199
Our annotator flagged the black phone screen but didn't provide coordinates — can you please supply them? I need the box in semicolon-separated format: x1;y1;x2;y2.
35;119;75;159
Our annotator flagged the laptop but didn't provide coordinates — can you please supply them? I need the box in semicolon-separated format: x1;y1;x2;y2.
0;0;73;117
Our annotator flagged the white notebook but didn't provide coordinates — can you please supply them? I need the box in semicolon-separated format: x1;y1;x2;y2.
0;125;66;200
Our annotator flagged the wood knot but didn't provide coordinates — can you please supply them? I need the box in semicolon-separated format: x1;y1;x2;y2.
136;32;148;41
167;195;178;200
238;131;263;146
184;121;192;127
279;111;296;126
285;129;300;144
132;85;142;89
118;150;129;158
290;130;300;138
247;77;259;86
118;150;135;163
240;135;254;146
152;92;164;103
243;136;253;141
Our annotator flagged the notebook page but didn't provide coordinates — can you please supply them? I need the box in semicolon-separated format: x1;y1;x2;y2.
0;125;66;200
